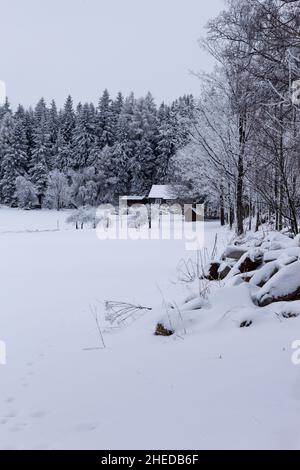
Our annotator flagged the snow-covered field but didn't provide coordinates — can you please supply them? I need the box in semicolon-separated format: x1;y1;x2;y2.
0;207;300;450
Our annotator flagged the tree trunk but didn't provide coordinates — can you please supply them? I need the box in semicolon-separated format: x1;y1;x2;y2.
255;201;261;232
236;113;246;236
228;184;234;229
248;190;252;231
278;178;283;232
236;172;244;235
220;185;225;226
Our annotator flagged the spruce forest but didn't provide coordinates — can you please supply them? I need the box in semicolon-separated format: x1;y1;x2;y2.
0;91;194;210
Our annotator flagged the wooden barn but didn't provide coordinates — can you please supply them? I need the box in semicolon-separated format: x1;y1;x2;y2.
121;185;204;222
148;185;203;222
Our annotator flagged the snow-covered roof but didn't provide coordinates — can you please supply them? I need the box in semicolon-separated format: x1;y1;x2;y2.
120;195;146;201
148;185;178;200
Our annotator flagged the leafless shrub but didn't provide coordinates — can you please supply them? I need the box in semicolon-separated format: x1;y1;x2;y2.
211;234;218;260
177;234;221;298
173;301;187;336
83;304;106;351
105;301;152;326
177;258;197;283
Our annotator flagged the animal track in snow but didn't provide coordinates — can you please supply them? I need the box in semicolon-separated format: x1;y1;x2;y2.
74;421;99;432
3;410;18;419
29;411;47;419
5;397;15;404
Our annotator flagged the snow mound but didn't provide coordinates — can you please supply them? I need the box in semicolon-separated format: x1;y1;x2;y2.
227;248;264;278
256;262;300;307
264;247;300;263
250;261;279;288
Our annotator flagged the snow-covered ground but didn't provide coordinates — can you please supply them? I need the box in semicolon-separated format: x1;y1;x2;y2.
0;207;300;450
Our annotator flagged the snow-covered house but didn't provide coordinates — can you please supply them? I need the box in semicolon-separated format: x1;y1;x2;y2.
148;184;203;222
121;185;204;222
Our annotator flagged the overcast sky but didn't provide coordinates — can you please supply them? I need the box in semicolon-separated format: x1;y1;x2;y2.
0;0;224;108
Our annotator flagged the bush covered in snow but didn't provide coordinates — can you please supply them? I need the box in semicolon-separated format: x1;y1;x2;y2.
66;205;98;229
14;176;38;209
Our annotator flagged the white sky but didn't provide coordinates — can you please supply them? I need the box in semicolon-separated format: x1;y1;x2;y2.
0;0;224;108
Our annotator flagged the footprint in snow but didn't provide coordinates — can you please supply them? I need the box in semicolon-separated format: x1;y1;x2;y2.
9;422;29;433
30;411;47;419
3;411;18;419
5;397;15;404
9;425;21;433
74;421;99;432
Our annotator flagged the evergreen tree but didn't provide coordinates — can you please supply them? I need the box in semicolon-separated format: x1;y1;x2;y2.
30;116;51;205
14;105;30;172
48;100;59;159
111;142;130;196
34;98;48;126
53;130;72;172
156;104;176;182
0;97;11;122
61;95;75;144
96;145;120;203
97;89;114;148
116;92;136;146
23;107;36;170
130;93;159;193
0;114;27;205
72;103;96;169
110;92;124;142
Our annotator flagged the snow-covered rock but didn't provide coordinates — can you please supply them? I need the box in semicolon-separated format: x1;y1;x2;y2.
264;247;300;263
250;261;279;288
261;241;290;251
218;262;232;279
223;245;248;260
181;297;209;311
203;261;221;280
228;248;264;278
293;234;300;247
264;231;295;246
256;261;300;307
278;256;299;267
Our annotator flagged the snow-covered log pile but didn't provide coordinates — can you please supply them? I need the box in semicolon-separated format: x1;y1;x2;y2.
256;262;300;306
155;230;300;337
205;230;300;307
222;232;300;307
